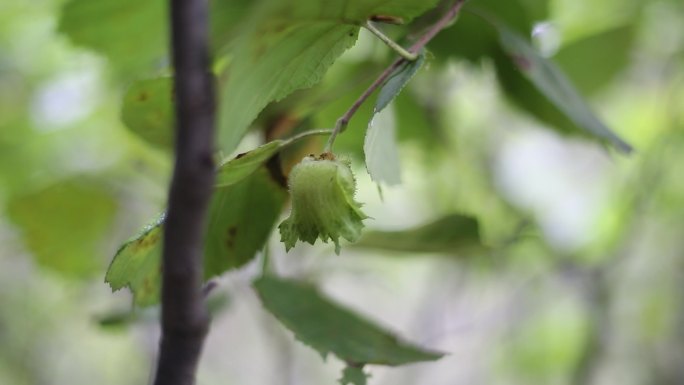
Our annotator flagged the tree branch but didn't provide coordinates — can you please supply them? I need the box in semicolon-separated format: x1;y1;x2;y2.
325;0;467;152
153;0;215;384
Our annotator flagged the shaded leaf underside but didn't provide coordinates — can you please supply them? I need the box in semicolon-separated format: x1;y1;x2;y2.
254;275;444;366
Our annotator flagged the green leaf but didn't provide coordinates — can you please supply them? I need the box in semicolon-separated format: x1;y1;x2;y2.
375;53;425;113
364;54;425;185
204;168;287;277
58;0;166;76
554;25;635;96
217;0;440;154
425;0;591;146
217;21;358;154
312;61;382;160
57;0;253;77
492;48;577;135
339;366;369;385
121;77;173;150
254;276;444;366
364;104;402;185
106;215;164;307
7;177;118;278
492;21;633;153
394;90;441;146
106;169;286;306
215;140;285;188
427;0;533;63
356;214;485;253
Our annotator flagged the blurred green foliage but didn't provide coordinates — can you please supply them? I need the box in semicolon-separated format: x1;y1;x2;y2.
1;0;683;384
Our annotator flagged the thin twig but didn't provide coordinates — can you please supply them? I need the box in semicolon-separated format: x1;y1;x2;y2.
364;21;418;61
282;128;334;147
153;0;215;384
324;0;467;152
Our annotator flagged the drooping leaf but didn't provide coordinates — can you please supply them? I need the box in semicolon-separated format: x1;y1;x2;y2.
430;0;624;151
375;53;425;113
364;54;425;185
365;104;402;185
356;214;485;253
121;77;173;150
492;48;578;135
492;21;633;153
106;169;286;306
217;0;440;154
215;140;285;187
254;276;444;366
7;177;118;278
339;365;369;385
554;25;635;96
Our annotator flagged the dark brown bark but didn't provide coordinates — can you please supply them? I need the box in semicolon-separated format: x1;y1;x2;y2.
153;0;215;384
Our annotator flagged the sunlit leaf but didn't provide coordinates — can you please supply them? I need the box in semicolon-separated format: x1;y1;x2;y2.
217;0;440;154
7;177;118;278
106;169;286;306
121;77;173;150
356;214;485;253
254;276;444;365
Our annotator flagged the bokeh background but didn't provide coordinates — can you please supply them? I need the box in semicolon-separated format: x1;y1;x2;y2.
1;0;683;384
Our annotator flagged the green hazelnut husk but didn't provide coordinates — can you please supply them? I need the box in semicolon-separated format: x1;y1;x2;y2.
279;153;368;254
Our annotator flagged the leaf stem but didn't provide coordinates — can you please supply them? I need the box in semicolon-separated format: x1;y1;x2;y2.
364;21;418;61
282;128;334;147
325;0;467;152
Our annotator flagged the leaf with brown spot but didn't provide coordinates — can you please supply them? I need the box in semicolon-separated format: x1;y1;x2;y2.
204;168;287;277
121;77;174;150
106;215;164;306
106;168;287;306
